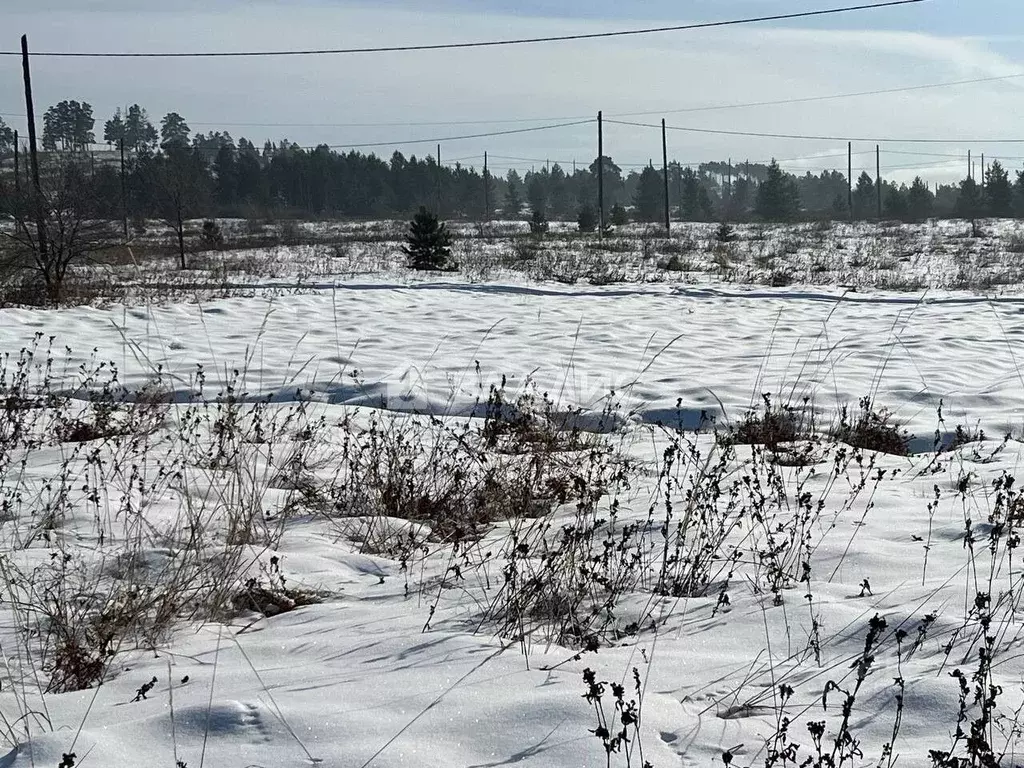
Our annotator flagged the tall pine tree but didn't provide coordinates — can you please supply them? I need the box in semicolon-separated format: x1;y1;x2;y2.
633;166;664;222
852;172;876;220
906;177;934;222
505;170;523;219
955;176;984;220
755;160;800;221
984;161;1013;217
679;168;713;221
160;112;191;150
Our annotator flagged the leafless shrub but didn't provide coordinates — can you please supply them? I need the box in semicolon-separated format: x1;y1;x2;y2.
0;155;122;304
830;396;912;456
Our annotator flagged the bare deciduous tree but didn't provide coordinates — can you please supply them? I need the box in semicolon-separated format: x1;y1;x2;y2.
0;156;120;304
145;146;209;269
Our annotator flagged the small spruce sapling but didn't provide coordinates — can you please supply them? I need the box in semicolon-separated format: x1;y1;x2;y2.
200;219;224;250
577;205;597;233
529;208;550;236
716;222;737;243
609;204;629;227
403;207;457;271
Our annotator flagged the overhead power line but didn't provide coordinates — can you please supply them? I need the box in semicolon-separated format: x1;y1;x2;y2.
607;118;1024;145
610;72;1024;118
190;116;584;128
2;1;926;57
317;119;595;150
885;149;968;158
442;154;483;164
2;119;591;155
488;149;877;168
0;109;594;128
489;154;666;168
880;159;963;172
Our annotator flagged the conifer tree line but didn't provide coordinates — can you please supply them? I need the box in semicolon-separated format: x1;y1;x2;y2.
2;103;1024;224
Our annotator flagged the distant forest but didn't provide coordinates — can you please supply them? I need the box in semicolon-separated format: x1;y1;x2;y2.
1;101;1022;225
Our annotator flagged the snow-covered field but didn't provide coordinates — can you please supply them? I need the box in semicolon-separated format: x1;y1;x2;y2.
1;221;1023;767
50;217;1024;302
3;279;1024;445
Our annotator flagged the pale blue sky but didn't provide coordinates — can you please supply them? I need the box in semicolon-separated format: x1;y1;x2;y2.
3;0;1022;182
350;0;1018;39
363;0;999;31
366;0;1024;61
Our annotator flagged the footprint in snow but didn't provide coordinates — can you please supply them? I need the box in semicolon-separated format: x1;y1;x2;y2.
175;700;273;743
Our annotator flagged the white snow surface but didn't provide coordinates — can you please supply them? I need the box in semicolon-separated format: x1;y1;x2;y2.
2;279;1023;443
0;274;1023;767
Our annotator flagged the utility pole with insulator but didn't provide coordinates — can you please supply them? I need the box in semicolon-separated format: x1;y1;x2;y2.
483;151;489;223
876;144;882;220
598;111;605;238
662;119;670;234
21;35;48;268
848;142;853;222
436;143;442;216
727;158;732;207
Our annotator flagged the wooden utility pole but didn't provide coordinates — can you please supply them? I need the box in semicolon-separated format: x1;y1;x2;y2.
436;143;442;215
21;35;47;267
597;111;605;237
662;119;670;233
968;150;972;180
876;144;882;220
119;137;128;240
483;151;489;222
13;131;19;196
848;141;853;221
981;154;986;192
